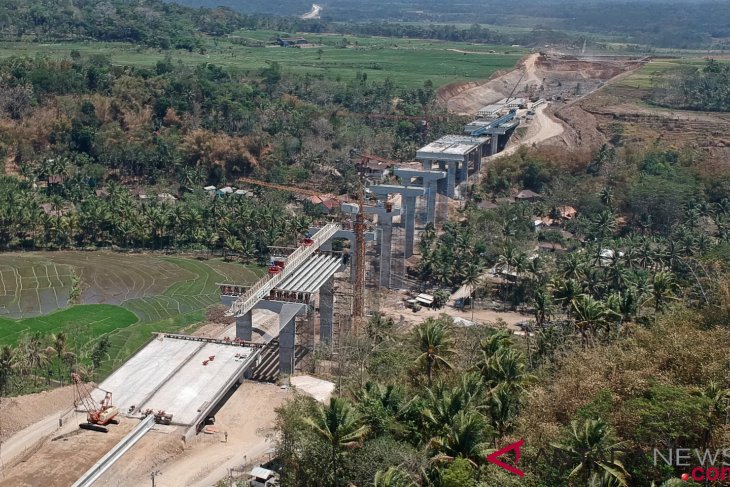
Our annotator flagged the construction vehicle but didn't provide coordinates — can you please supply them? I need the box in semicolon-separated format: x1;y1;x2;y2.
143;409;174;425
72;372;119;433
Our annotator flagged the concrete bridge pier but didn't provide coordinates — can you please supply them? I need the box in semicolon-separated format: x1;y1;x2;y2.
239;301;308;374
236;311;253;341
393;167;446;226
319;276;335;344
369;185;425;261
460;158;469;185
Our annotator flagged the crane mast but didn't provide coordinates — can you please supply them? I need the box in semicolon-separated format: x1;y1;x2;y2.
352;182;366;333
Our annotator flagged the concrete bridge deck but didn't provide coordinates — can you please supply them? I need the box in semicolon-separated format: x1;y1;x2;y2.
92;335;260;428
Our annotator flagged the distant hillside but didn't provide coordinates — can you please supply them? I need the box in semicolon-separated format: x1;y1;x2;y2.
0;0;255;48
175;0;730;49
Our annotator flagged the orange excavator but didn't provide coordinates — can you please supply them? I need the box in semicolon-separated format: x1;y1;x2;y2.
72;372;119;433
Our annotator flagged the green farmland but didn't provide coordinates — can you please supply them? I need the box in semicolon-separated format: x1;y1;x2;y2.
0;252;264;379
0;30;527;88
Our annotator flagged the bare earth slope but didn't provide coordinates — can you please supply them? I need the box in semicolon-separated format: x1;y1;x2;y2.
438;53;647;154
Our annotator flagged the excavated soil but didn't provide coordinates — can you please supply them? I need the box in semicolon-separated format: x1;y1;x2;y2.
438;53;647;154
0;385;76;441
0;420;135;487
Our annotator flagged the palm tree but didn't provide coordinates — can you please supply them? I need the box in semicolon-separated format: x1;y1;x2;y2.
552;278;583;317
430;410;492;467
413;319;455;386
49;332;68;385
373;467;416;487
551;419;629;486
422;377;483;441
590;210;617;242
486;383;521;439
223;236;243;261
476;347;529;391
699;381;730;448
479;331;512;358
599;187;614;211
462;262;482;321
304;397;369;487
605;289;639;325
560;253;587;281
572;295;619;340
532;288;554;327
354;382;406;435
648;271;679;313
19;333;49;386
0;345;17;395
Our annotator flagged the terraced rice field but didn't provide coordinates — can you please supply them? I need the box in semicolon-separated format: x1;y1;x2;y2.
0;252;264;377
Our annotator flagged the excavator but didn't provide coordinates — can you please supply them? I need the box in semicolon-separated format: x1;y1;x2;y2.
72;372;119;433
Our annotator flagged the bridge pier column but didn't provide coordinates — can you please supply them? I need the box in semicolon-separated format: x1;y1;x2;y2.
279;315;296;375
460;157;468;185
404;195;417;258
446;161;456;198
236;311;253;341
491;135;499;155
319;276;335;344
426;180;437;224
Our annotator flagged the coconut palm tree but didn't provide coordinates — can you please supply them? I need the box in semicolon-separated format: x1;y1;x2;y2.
476;348;528;391
485;383;521;439
605;288;639;325
551;419;629;486
462;262;483;321
532;288;554;327
413;319;455;386
354;382;407;435
49;332;68;385
0;345;17;395
430;410;492;467
572;295;619;340
304;397;369;487
699;381;730;448
648;271;679;313
373;467;416;487
560;252;587;281
479;331;512;358
552;278;584;317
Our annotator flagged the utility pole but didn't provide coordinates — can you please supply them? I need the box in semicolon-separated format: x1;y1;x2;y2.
150;470;161;487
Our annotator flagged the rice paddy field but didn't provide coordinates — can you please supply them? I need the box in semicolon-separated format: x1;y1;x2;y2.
615;57;718;89
0;30;527;88
0;252;264;376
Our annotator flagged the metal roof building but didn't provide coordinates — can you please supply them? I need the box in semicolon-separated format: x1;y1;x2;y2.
476;103;505;118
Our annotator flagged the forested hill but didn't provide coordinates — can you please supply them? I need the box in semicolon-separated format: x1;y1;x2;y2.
0;0;257;48
177;0;730;49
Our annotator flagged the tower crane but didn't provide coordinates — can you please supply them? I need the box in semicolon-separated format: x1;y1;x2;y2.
72;372;119;433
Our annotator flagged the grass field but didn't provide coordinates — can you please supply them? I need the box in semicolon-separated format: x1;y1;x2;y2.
0;252;264;378
616;58;713;89
0;30;527;88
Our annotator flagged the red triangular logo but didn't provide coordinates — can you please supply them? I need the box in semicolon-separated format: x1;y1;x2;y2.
486;439;525;477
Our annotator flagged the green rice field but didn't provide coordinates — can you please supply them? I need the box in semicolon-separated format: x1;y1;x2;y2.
0;252;264;376
0;30;527;88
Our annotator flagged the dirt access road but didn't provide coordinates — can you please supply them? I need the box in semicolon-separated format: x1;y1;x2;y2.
93;381;290;487
438;52;646;151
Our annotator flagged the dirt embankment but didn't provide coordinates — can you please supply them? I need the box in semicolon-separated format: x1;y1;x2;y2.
94;381;290;487
0;385;76;442
438;53;647;152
